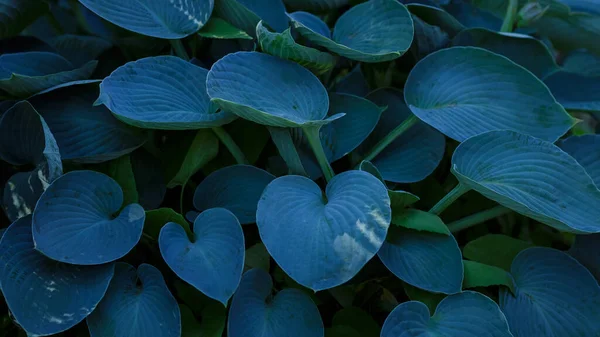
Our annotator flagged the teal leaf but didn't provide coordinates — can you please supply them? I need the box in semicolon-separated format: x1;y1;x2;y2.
30;82;146;163
256;21;336;75
193;165;275;224
288;11;331;38
558;135;600;186
378;226;463;294
228;269;324;337
87;263;181;337
214;0;288;36
207;51;330;127
0;52;96;98
333;65;369;97
405;47;574;142
500;247;600;337
357;160;421;209
569;234;600;281
544;71;600;113
159;208;244;305
382;291;512;337
197;17;253;39
452;28;558;78
48;34;112;67
292;0;414;63
0;216;114;336
256;170;391;291
462;260;515;293
32;170;145;265
452;130;600;233
410;14;450;60
562;50;600;77
463;234;533;271
444;1;502;30
406;4;465;37
78;0;213;38
283;0;348;12
355;88;445;183
532;12;600;56
0;0;49;38
97;56;236;129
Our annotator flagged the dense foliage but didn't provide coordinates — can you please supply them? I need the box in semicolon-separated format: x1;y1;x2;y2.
1;0;600;336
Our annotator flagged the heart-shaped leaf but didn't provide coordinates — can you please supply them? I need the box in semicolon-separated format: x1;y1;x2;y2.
214;0;288;36
355;88;445;183
284;0;348;12
228;269;324;337
0;216;114;336
159;208;245;305
288;11;331;38
30;81;146;163
78;0;213;38
558;135;600;186
569;233;600;281
500;247;600;337
256;21;336;75
292;0;414;63
378;226;463;294
32;170;145;265
257;170;391;290
544;71;600;113
207;51;332;128
452;130;600;233
97;56;236;129
382;291;513;337
193;165;275;224
87;263;181;337
452;28;558;78
404;47;574;142
463;234;532;271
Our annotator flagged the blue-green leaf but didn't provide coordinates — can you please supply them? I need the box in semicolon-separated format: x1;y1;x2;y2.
228;269;324;337
78;0;213;38
207;51;331;127
333;65;369;97
0;216;114;336
256;21;336;75
562;50;600;77
256;170;391;291
0;0;49;38
193;165;275;224
544;71;600;112
410;14;450;60
444;1;502;30
452;130;600;234
569;234;600;281
288;11;331;38
283;0;348;12
97;56;236;129
0;52;96;98
214;0;288;36
558;135;600;187
382;291;512;337
159;208;244;305
87;263;181;337
48;34;112;67
405;47;574;142
355;88;445;183
407;4;465;37
378;226;463;294
500;247;600;337
32;170;145;265
30;82;146;163
292;0;414;63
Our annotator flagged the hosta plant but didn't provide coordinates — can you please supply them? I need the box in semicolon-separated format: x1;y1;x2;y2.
1;0;600;336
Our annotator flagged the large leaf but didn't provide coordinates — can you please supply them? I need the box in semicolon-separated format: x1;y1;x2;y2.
558;135;600;186
78;0;213;38
256;21;336;75
378;226;463;294
569;234;600;281
292;0;414;63
97;56;235;129
228;269;324;337
87;263;181;337
500;247;600;337
532;12;600;56
214;0;288;36
404;47;574;142
193;165;275;224
0;52;96;98
159;208;244;305
283;0;348;12
49;34;112;67
463;234;532;271
32;170;145;265
544;71;600;113
256;170;391;291
452;130;600;234
355;88;445;183
382;291;512;337
207;51;331;127
452;28;558;78
0;216;114;336
30;82;145;163
0;0;48;38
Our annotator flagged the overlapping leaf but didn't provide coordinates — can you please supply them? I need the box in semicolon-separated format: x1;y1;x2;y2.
558;134;600;186
0;0;49;38
214;0;288;36
544;71;600;112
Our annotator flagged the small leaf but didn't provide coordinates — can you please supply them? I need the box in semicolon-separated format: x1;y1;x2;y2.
144;207;190;239
166;129;219;188
392;209;450;235
198;17;253;39
32;170;145;265
463;234;532;271
462;260;515;293
332;307;380;337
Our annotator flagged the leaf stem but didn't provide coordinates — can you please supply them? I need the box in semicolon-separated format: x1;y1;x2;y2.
500;0;519;32
359;115;419;164
268;127;308;176
212;126;248;165
429;183;470;215
170;39;190;61
446;206;512;233
302;125;335;182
